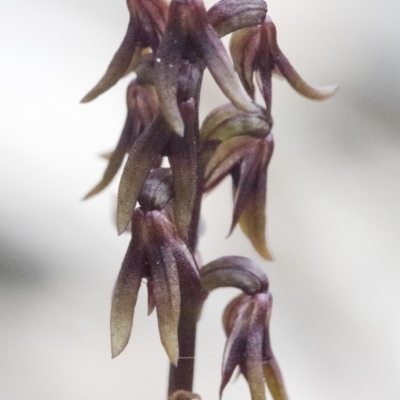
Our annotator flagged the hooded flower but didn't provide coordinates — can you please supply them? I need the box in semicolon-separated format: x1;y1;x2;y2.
221;292;289;400
207;0;267;38
230;15;338;116
110;169;202;365
154;0;258;136
199;256;287;400
201;104;273;260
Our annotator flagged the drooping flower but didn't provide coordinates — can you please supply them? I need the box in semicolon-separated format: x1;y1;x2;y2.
230;15;339;116
221;292;289;400
111;169;203;365
199;256;287;400
201;104;274;260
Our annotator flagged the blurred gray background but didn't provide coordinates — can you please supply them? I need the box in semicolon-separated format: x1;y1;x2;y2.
1;0;399;399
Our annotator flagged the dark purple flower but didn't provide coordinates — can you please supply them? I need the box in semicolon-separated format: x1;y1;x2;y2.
221;292;289;400
81;0;168;102
202;112;274;260
230;15;338;116
111;171;202;365
154;0;258;135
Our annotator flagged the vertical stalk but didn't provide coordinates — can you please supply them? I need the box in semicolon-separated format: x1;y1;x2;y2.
168;302;199;394
168;63;205;396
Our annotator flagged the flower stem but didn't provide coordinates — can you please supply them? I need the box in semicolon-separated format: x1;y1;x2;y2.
168;65;205;396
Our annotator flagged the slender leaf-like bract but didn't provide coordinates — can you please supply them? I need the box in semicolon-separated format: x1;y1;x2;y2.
117;113;172;234
110;209;146;358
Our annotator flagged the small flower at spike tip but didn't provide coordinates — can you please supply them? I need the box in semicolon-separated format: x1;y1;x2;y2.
201;104;274;260
81;0;168;102
154;0;258;136
83;79;158;200
110;169;203;365
230;15;339;115
221;292;289;400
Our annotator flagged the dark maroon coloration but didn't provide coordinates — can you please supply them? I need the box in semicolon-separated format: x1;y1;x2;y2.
82;0;337;398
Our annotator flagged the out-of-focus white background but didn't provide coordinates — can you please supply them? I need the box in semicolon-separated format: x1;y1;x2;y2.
1;0;399;399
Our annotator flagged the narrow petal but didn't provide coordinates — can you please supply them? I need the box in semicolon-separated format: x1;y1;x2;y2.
154;0;188;135
208;0;267;38
230;27;260;99
244;297;268;400
221;296;252;397
263;17;339;100
204;136;258;192
196;26;258;114
232;137;274;260
169;99;198;238
173;237;203;306
187;2;258;114
81;21;137;103
147;278;156;316
110;209;146;358
144;211;181;365
200;256;269;295
238;195;273;261
220;320;245;398
245;329;267;400
263;359;289;400
83;115;132;200
117;113;172;234
261;293;289;400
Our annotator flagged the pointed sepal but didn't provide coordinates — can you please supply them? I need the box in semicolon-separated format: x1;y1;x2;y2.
110;209;146;358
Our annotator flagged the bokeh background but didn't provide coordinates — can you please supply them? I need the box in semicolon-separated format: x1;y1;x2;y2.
1;0;399;399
